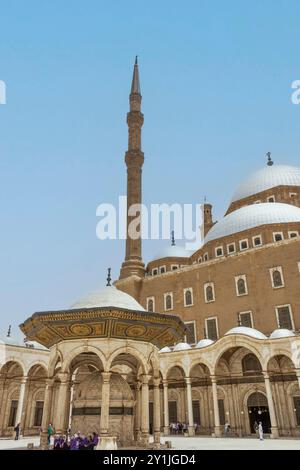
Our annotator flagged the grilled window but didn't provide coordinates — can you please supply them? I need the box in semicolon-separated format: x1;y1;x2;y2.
184;289;193;306
206;318;218;341
293;397;300;425
239;312;253;328
272;269;283;287
34;401;44;427
185;322;196;344
8;400;18;427
277;306;293;329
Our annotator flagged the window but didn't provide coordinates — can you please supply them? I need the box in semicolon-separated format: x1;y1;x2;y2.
252;235;262;247
184;288;193;307
254;200;261;204
276;305;294;330
239;239;249;251
204;282;215;302
290;192;297;199
215;246;223;257
164;292;173;311
289;231;299;239
205;317;219;340
203;253;209;261
34;401;44;427
218;399;225;426
273;232;284;242
8;400;18;427
198;257;202;263
159;266;166;274
235;275;248;296
185;321;196;344
242;354;262;375
171;264;179;271
227;243;236;255
267;195;275;203
293;397;300;426
239;311;253;328
152;268;158;276
147;297;155;312
270;267;284;288
298;262;300;273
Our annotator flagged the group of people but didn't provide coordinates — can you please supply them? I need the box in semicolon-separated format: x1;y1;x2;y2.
47;424;99;450
170;422;198;435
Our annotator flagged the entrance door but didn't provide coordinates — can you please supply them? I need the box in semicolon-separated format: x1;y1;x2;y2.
149;402;153;435
247;392;271;434
192;400;201;426
169;401;177;423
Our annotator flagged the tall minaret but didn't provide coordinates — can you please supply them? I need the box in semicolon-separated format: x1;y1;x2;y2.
120;57;145;279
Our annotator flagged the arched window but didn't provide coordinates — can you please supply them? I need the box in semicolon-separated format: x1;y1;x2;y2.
147;299;154;312
165;294;173;310
237;278;246;295
242;354;262;375
272;269;283;288
185;289;193;306
206;286;214;302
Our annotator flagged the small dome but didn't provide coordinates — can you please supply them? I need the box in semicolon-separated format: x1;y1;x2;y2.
205;203;300;243
159;346;172;353
151;244;191;261
0;336;22;346
269;329;296;339
231;164;300;202
173;342;192;351
225;326;267;340
196;339;214;348
71;285;145;311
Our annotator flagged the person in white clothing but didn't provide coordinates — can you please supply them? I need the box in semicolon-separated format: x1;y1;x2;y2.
258;421;264;441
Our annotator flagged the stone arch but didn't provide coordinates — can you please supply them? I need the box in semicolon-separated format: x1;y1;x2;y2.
213;337;264;374
48;350;63;377
61;345;107;374
264;350;296;371
27;362;48;378
106;346;150;374
165;362;189;379
0;359;26;378
188;359;213;377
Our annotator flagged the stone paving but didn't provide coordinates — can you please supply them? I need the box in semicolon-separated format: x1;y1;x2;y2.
0;435;300;450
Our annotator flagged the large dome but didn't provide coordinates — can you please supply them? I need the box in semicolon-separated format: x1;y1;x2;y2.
70;285;145;311
205;203;300;243
231;164;300;203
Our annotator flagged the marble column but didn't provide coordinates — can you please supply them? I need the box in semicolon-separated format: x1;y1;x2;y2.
185;377;195;436
163;379;169;435
100;372;111;435
141;374;150;444
153;377;161;444
0;379;6;436
54;373;71;435
134;381;141;441
15;376;27;434
40;379;54;448
296;370;300;390
211;376;221;437
263;372;279;438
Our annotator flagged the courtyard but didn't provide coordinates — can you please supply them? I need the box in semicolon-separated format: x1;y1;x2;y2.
1;436;300;451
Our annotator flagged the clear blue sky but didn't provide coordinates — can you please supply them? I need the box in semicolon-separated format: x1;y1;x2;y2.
0;0;299;340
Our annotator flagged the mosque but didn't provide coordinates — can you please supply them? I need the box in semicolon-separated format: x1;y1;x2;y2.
0;59;300;448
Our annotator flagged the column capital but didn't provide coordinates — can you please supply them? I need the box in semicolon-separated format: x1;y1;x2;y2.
20;376;28;384
185;376;192;385
162;379;168;387
45;378;55;388
140;374;151;385
210;375;217;383
57;372;70;384
153;377;161;388
295;369;300;378
263;371;270;380
101;372;111;383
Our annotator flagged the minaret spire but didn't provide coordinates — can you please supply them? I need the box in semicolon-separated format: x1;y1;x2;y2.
120;58;145;279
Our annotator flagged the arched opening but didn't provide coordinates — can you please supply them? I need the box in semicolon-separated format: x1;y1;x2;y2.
0;361;24;436
247;391;270;434
24;364;47;435
189;363;211;434
166;366;186;431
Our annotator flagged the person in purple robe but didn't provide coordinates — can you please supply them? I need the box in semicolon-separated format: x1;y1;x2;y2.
53;435;60;450
70;434;79;450
89;432;99;450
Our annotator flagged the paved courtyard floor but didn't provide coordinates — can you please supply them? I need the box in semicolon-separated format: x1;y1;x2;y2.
0;435;300;450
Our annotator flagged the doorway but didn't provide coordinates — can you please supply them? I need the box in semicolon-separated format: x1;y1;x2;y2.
247;392;271;434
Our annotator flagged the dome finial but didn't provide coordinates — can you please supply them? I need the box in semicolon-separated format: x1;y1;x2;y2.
7;325;11;337
106;267;112;287
171;230;175;246
266;151;273;166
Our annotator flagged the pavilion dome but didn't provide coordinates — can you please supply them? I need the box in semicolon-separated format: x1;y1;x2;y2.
225;326;267;340
70;285;145;311
196;338;214;348
0;335;22;346
204;203;300;243
269;329;296;339
231;164;300;203
173;342;192;351
159;346;172;353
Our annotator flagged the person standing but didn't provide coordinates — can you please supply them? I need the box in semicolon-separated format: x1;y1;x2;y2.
47;423;54;445
258;421;264;441
14;423;20;440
